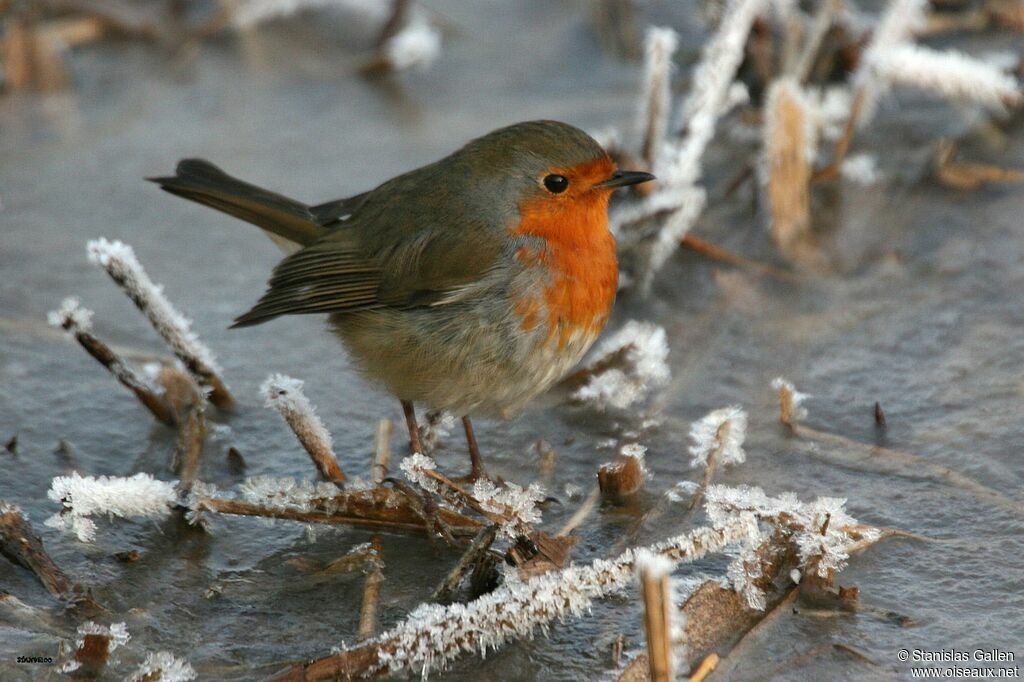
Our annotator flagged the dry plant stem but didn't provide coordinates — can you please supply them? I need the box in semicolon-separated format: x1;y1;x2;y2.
688;421;731;513
283;414;345;488
598;456;646;502
1;14;70;92
765;80;813;259
680;233;800;283
194;491;482;536
373;418;392;485
94;247;234;408
557;343;635;393
690;653;721;682
557;486;601;537
416;468;513;526
790;423;1024;515
934;139;1024;190
57;317;174;425
173;399;206;486
358;538;385;640
813;89;865;183
401;400;425;454
431;524;499;603
0;505;95;608
639;566;673;682
795;0;840;82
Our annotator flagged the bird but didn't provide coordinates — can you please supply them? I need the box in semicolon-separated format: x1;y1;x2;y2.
149;120;654;480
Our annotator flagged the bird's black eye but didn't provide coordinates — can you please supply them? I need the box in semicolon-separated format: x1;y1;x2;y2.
543;174;569;194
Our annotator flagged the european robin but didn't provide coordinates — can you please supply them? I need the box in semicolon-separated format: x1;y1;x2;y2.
150;120;654;478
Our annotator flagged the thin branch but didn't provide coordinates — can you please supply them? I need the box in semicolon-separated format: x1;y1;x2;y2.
430;524;499;603
87;238;233;409
358;538;385;640
49;298;174;425
262;374;346;487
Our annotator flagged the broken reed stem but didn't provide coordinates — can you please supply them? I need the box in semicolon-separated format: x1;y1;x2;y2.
795;0;840;82
687;421;730;513
262;375;346;487
557;486;601;537
765;78;814;260
690;653;720;682
50;299;174;425
638;27;678;166
431;524;499;603
373;418;392;486
87;239;234;409
193;492;483;537
638;560;673;682
0;504;95;609
173;398;206;487
358;537;385;640
680;233;801;283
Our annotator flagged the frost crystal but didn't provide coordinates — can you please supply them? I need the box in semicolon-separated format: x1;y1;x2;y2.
384;17;442;72
573;321;670;410
400;454;439;493
129;651;197;682
48;297;93;332
363;515;758;677
841;153;880;185
86;238;221;374
705;484;878;578
472;479;545;537
688;406;748;467
46;472;178;542
236;476;340;510
636;27;679;160
665;480;700;503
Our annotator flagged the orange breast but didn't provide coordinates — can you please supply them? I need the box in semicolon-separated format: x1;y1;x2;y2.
512;177;618;349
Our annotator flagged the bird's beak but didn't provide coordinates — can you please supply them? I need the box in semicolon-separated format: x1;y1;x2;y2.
596;170;656;189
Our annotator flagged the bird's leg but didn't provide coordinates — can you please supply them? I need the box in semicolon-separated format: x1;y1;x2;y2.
461;416;488;482
401;400;425;454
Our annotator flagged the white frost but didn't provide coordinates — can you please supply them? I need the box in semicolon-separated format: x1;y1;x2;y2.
86;238;222;374
472;479;545;537
129;651;197;682
771;376;810;421
573;321;670;410
384;17;442;72
48;297;93;332
261;373;335;460
46;472;178;542
688;406;748;468
841;153;880;185
400;454;439;493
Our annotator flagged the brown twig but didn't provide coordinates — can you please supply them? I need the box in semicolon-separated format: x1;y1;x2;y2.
690;653;720;682
765;79;815;263
598;455;646;502
160;365;206;486
556;486;601;537
687;420;731;513
0;503;98;610
681;234;800;284
358;537;385;640
431;524;499;603
933;139;1024;190
263;375;346;487
51;300;174;425
193;489;482;536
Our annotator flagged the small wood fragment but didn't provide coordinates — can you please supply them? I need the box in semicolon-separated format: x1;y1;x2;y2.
598;455;645;502
357;538;385;640
638;560;673;682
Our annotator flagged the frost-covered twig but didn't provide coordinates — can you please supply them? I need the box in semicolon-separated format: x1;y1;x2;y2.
568;320;670;410
87;238;233;409
636;551;675;682
869;43;1021;111
229;0;389;30
271;515;760;681
45;472;179;543
771;376;810;426
400;455;544;537
192;477;483;535
431;524;499;603
262;374;346;486
637;27;679;166
48;297;175;425
630;0;768;289
687;406;747;512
